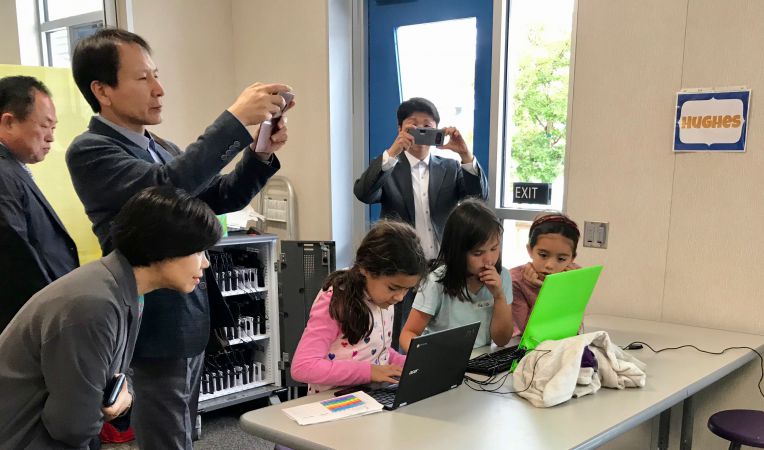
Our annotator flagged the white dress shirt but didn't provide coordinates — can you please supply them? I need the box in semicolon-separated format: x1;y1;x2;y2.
381;150;479;260
16;159;34;179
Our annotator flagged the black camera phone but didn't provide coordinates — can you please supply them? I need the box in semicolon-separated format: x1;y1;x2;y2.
407;127;445;146
103;373;126;407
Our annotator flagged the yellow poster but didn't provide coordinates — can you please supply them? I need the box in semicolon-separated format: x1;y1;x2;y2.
0;64;100;263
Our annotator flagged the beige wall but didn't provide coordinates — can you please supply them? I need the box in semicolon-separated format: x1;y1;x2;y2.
135;0;338;244
231;0;333;241
131;0;236;147
568;1;764;448
0;1;21;64
568;1;686;318
0;0;335;243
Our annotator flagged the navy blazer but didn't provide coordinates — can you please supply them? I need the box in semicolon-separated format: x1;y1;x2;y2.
354;152;489;242
0;144;78;331
66;111;278;358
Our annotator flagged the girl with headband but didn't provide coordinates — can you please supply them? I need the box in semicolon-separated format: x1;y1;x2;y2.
511;213;581;335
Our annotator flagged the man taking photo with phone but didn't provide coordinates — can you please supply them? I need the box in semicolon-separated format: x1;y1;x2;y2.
354;97;488;348
66;28;294;449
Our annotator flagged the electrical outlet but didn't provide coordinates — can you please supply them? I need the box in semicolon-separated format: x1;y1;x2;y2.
583;221;609;249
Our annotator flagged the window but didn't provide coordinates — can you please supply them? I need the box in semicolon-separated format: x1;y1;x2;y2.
497;0;575;267
365;0;493;223
38;0;108;67
396;18;477;160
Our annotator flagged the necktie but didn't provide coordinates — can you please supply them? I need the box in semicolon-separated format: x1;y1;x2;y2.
148;139;166;164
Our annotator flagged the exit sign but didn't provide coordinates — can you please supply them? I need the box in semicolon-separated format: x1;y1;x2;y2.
512;182;551;205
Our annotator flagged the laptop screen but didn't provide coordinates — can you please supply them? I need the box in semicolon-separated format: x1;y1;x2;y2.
518;265;603;351
392;321;480;408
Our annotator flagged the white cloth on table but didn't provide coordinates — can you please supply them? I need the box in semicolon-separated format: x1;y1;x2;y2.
513;331;646;407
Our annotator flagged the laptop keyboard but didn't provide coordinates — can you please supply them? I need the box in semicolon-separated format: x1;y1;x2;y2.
367;385;398;407
466;346;526;375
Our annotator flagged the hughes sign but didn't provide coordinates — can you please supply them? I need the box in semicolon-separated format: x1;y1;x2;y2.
674;90;750;152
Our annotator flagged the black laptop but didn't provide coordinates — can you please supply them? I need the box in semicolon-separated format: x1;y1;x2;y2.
335;322;480;410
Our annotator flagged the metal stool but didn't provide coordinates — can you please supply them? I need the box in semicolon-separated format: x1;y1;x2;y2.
708;409;764;450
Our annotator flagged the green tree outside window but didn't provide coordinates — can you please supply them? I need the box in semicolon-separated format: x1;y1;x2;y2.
512;30;570;183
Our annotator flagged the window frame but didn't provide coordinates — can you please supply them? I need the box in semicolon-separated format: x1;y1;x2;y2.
36;0;119;67
488;0;579;222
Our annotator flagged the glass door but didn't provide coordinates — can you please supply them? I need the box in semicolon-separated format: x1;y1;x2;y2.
366;0;494;222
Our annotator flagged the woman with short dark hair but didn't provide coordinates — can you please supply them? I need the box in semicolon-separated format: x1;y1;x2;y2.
0;186;221;450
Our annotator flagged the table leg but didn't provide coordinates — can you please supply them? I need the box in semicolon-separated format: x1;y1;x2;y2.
658;408;671;450
680;396;694;450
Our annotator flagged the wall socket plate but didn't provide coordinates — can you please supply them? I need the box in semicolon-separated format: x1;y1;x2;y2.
583;221;609;249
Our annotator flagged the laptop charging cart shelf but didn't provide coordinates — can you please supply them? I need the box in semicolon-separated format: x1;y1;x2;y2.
197;235;336;430
199;234;283;415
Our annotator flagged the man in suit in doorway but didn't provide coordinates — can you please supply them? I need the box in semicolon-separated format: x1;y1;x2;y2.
66;28;294;449
354;97;489;348
0;76;79;332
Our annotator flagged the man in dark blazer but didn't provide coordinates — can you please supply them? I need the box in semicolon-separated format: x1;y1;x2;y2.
66;29;293;449
0;76;78;331
0;186;222;450
354;97;489;347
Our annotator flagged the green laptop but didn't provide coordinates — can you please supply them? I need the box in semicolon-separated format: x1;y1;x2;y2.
518;265;603;351
466;265;603;375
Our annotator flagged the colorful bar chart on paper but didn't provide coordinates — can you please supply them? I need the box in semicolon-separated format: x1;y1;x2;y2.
283;391;384;425
321;394;364;413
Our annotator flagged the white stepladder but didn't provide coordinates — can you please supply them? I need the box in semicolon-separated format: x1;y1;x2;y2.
257;175;297;240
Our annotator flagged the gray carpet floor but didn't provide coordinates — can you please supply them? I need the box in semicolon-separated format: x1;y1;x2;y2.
103;400;276;450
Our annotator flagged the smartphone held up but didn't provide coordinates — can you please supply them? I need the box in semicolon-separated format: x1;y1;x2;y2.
407;127;445;146
255;91;295;153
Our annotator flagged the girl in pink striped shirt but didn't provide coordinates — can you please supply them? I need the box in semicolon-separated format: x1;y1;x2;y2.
291;221;427;394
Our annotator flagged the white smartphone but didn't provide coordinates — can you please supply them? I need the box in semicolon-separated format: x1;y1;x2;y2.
255;91;294;153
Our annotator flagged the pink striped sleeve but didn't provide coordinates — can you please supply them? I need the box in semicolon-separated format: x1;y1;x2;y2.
387;348;407;367
290;290;372;386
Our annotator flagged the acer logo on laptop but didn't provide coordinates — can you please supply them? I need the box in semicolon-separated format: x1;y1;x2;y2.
356;322;480;411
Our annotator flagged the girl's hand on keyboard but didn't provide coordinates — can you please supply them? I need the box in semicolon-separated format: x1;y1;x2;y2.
371;364;403;383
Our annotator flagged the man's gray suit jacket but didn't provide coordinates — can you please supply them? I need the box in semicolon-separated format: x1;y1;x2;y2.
0;251;139;449
354;152;489;243
66;111;278;358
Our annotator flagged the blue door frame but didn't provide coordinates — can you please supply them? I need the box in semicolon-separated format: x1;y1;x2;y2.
366;0;494;222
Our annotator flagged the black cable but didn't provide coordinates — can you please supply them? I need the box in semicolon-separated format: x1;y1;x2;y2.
219;348;237;369
464;370;509;391
463;349;552;395
624;341;764;399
